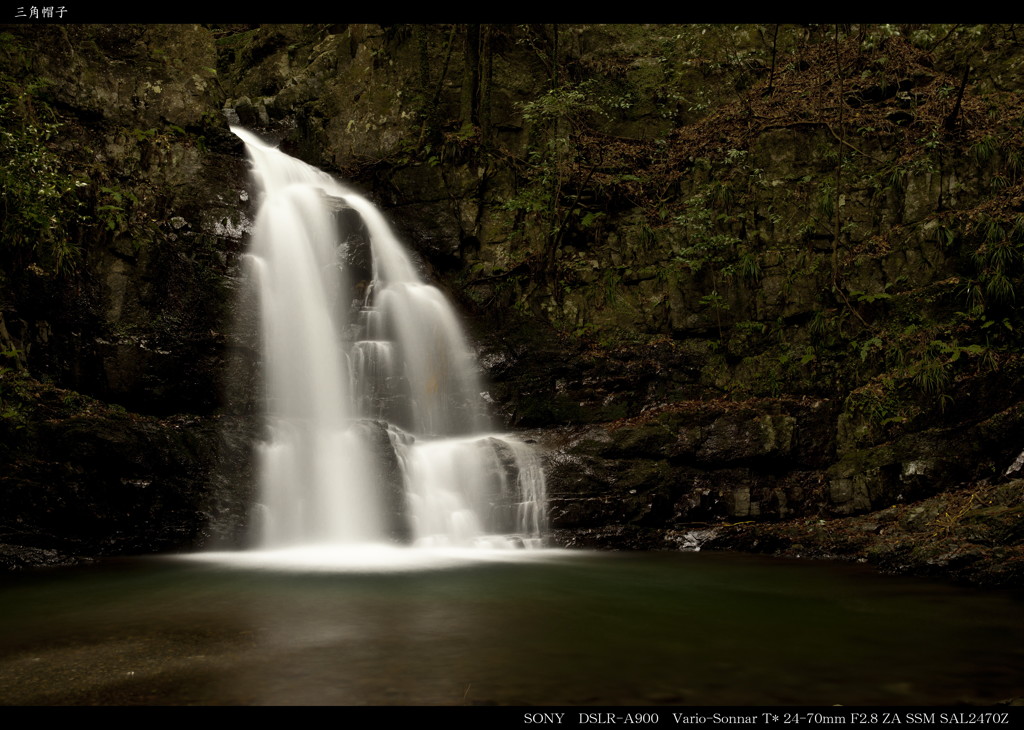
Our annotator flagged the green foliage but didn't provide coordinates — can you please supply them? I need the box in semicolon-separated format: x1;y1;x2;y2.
846;317;1002;424
505;89;582;227
727;249;761;282
1006;149;1024;179
864;164;908;203
816;179;836;220
698;289;726;312
846;377;907;427
909;348;951;398
970;135;998;165
809;309;843;343
963;214;1024;311
520;82;611;128
502;67;645;288
0;362;31;433
858;336;884;362
672;192;740;274
0;92;88;274
600;267;622;306
936;224;957;248
96;185;140;233
849;288;893;304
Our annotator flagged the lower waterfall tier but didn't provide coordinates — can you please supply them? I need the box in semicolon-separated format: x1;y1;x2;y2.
254;419;546;548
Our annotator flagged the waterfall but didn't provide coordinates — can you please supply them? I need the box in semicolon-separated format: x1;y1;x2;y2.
233;127;546;550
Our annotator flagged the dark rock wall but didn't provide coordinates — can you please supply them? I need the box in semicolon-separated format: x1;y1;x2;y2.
1;25;252;556
2;24;1023;583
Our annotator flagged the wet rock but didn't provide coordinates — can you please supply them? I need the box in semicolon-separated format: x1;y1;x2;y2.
0;374;229;561
355;420;413;544
0;544;90;571
696;412;795;463
699;480;1024;587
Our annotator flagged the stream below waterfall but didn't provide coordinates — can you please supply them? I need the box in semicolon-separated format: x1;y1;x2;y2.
1;550;1021;706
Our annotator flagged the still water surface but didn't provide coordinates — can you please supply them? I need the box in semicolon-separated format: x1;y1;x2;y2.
0;549;1021;705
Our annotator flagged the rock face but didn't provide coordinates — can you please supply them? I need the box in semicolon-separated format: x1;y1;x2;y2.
1;25;254;559
2;24;1024;585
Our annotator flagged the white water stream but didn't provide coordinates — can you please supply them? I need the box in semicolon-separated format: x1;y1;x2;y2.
233;127;545;553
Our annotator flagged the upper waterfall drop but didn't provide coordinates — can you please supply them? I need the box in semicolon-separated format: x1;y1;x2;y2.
233;127;546;550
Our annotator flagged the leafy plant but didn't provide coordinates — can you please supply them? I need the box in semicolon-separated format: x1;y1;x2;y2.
0;93;88;274
96;185;139;233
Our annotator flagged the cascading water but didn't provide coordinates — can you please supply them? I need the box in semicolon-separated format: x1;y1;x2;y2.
233;127;546;552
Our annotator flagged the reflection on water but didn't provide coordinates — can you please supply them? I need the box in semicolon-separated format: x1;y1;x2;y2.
0;550;1021;705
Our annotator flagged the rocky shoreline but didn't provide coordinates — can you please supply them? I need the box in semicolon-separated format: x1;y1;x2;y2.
554;478;1024;589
